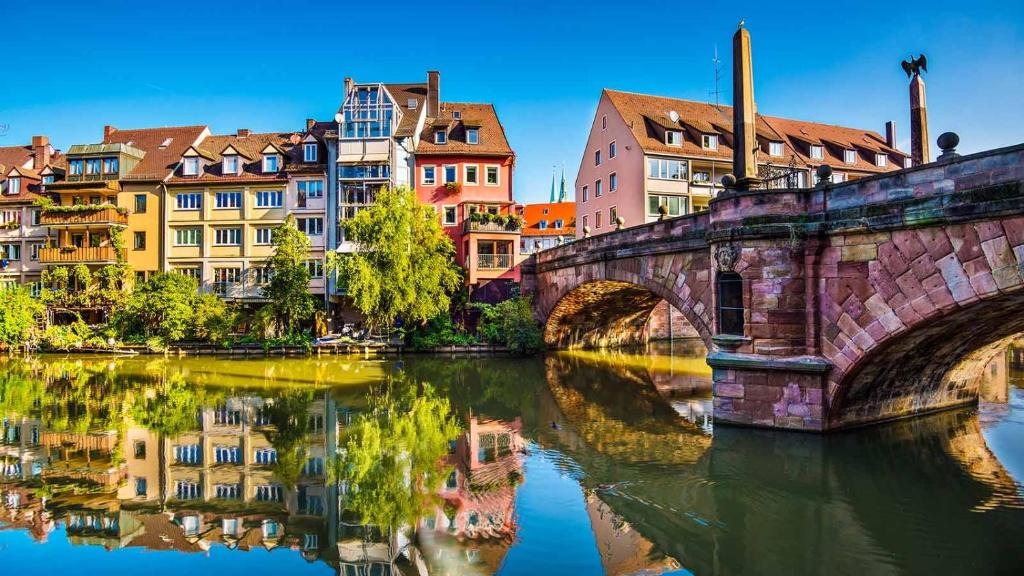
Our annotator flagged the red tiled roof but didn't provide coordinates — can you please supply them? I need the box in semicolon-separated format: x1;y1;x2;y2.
167;131;296;184
520;202;576;237
415;102;514;158
103;125;209;181
0;142;62;204
0;144;35;177
604;89;907;174
383;83;428;138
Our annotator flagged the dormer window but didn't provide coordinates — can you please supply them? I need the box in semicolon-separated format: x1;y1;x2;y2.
466;128;479;145
538;220;548;230
809;145;824;160
666;130;683;146
875;154;888;167
303;143;317;162
222;155;239;175
183;157;200;176
452;111;461;120
7;177;21;195
904;157;913;169
102;158;119;174
701;134;718;150
263;154;280;173
408;99;418;109
554;219;563;228
434;130;447;145
844;149;857;164
69;160;83;176
43;175;54;185
769;141;784;156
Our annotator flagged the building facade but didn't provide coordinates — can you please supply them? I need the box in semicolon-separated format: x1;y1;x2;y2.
518;201;575;255
575;89;912;237
0;136;62;288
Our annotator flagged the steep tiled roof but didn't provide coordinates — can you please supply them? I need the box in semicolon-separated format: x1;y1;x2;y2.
604;89;907;174
383;83;428;138
285;120;332;175
416;103;514;157
167;131;295;184
0;141;63;204
0;144;35;177
520;202;576;237
103;125;209;181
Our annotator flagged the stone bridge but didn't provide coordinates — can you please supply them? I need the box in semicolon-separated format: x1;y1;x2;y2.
522;143;1024;431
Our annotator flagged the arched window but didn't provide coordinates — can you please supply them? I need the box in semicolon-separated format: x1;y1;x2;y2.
717;272;744;336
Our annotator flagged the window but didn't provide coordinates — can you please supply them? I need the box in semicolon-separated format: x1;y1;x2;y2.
304;456;325;477
30;209;40;226
770;141;785;157
255;190;282;208
582;185;589;202
213;268;241;294
666;130;682;146
254;227;273;245
464;164;479;185
7;177;20;195
297;180;323;198
135;478;147;497
303;142;318;162
214;445;241;463
30;243;42;261
609;206;617;225
452;110;462;120
407;98;418;109
89;195;101;205
609;141;617;158
904;157;913;169
595;179;603;197
134;194;147;213
222;155;239;175
176;267;201;281
263;154;280;173
538;220;548;230
252;265;273;285
1;244;20;260
306;259;324;278
831;172;848;183
298;217;324;236
809;145;824;160
485;166;500;186
595;211;603;228
434;130;447;144
844;149;857;164
442;206;457;226
102;157;119;174
467;128;479;145
339;164;389;179
303;534;319;551
582;215;589;229
183;157;199;176
133;232;146;250
875;153;888;167
702;134;719;150
693;171;711;183
134;441;147;459
647;158;688;180
43;175;53;184
648;194;687;217
69;159;84;175
554;219;563;228
215;191;242;209
422;166;436;185
215;484;240;500
443;165;457;183
594;150;602;166
609;172;618;192
214;406;241;425
717;272;744;336
254;448;278;465
256;484;283;502
174;444;202;464
601;115;607;130
86;158;101;175
214;228;241;245
176;192;201;210
1;210;19;225
175;228;201;246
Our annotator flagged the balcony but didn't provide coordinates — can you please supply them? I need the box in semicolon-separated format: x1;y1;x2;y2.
463;220;521;235
40;206;128;227
477;254;512;270
39;245;119;264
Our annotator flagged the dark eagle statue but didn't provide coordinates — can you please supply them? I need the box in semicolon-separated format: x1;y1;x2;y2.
901;54;928;78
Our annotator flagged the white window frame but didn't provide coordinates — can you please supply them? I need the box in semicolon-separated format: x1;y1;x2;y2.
298;217;324;236
666;130;683;146
904;157;913;169
609;141;617;158
875;153;888;167
582;214;589;229
254;227;273;245
464;164;479;185
831;172;848;183
255;190;283;208
174;227;202;246
183;157;200;176
262;154;280;173
702;134;718;150
8;177;21;195
769;141;785;157
434;130;447;145
595;179;603;197
214;228;242;246
809;145;824;160
595;210;603;228
176;192;202;211
594;149;602;166
303;143;317;162
442;205;457;227
844;149;857;164
609;172;618;192
297;179;323;198
484;166;500;187
582;185;589;203
466;128;479;145
601;115;607;130
214;191;243;209
222;155;239;175
443;165;457;184
421;166;436;185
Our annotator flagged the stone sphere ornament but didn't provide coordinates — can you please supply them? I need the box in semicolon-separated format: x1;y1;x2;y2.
815;164;833;186
937;132;961;161
721;174;737;189
615;216;626;230
583;226;592;238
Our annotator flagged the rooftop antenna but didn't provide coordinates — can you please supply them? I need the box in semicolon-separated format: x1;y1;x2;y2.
709;44;724;107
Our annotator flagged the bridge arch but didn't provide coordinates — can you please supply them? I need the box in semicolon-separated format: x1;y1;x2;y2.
536;256;714;350
825;220;1024;427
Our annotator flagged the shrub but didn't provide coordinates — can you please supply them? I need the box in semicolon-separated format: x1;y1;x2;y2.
192;293;238;346
0;286;44;348
408;314;478;350
474;296;543;355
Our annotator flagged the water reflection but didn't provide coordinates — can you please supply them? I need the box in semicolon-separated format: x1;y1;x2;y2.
0;348;1023;575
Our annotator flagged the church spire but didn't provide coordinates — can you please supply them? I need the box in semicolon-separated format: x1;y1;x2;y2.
558;168;567;202
549;169;556;203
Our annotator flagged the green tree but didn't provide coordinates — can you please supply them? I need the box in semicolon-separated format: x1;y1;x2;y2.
262;215;315;336
330;186;462;331
112;273;201;342
0;286;45;348
475;296;544;355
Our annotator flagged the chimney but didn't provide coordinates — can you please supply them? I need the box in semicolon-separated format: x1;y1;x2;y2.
31;135;50;169
306;118;316;131
237;128;250;138
103;125;117;141
427;70;440;117
909;73;930;165
344;77;353;98
885;121;897;149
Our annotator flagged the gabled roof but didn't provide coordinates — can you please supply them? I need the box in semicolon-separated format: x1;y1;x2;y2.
382;83;427;138
0;144;35;179
0;141;62;204
520;202;576;237
603;89;907;174
415;102;514;158
168;131;295;184
103;125;209;181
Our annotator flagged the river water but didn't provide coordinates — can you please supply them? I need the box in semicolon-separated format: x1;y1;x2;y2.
1;343;1022;575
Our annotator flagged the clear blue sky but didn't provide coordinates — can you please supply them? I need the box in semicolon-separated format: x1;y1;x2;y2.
1;0;1021;204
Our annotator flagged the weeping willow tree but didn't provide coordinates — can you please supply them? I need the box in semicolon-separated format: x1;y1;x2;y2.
334;375;461;560
329;186;463;331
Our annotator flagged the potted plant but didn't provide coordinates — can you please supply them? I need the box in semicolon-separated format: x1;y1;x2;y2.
445;182;462;195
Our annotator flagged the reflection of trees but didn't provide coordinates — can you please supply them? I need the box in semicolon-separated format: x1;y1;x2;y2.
261;389;313;489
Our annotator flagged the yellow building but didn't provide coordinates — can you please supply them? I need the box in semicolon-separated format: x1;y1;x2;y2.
165;130;305;301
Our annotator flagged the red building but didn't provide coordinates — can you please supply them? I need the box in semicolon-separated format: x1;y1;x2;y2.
413;101;519;302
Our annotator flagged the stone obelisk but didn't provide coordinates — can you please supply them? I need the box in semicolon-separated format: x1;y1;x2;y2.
732;21;760;190
909;72;929;166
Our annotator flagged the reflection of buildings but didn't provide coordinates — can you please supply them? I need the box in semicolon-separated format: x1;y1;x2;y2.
584;493;681;576
419;416;524;575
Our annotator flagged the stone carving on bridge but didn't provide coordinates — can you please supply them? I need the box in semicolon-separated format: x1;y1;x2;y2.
714;243;741;272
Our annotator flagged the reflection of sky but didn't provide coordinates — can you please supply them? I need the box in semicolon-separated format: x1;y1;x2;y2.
0;525;334;574
496;444;603;576
980;385;1024;493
